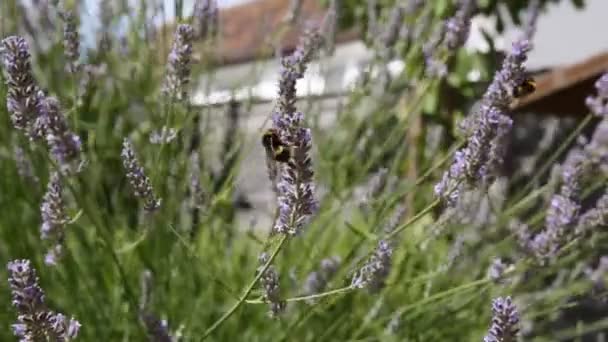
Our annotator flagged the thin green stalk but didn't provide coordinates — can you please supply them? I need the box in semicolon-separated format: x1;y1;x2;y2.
385;198;440;240
167;224;239;299
201;235;289;340
246;285;355;304
395;278;490;316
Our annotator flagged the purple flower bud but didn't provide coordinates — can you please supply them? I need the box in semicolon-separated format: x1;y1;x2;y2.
522;0;541;41
162;24;194;101
302;256;341;300
35;96;82;172
40;172;69;265
585;256;608;292
7;259;81;341
488;258;509;283
258;253;286;317
435;40;531;206
193;0;219;40
352;240;392;292
444;0;475;50
484;296;520;342
60;10;80;73
13;145;39;184
1;36;43;136
586;73;608;117
140;313;172;342
577;192;608;235
423;0;475;77
269;28;323;235
121;139;161;211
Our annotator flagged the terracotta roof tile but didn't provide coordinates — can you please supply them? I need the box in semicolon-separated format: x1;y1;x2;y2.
155;0;360;66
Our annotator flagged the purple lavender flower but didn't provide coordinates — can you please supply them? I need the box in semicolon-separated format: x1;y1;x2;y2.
302;256;341;299
61;10;80;73
140;313;172;342
258;253;286;317
577;192;608;235
522;0;541;41
383;205;407;234
484;296;520;342
528;150;585;260
482;40;532;108
423;0;475;77
35;96;82;172
435;40;532;206
509;219;534;253
13;145;39;184
121;139;161;211
270;29;323;235
444;0;475;50
585;256;608;292
1;36;44;136
584;118;608;168
193;0;218;40
162;24;194;101
352;240;392;292
138;270;172;342
7;259;81;341
586;73;608;117
41;172;69;265
487;258;509;283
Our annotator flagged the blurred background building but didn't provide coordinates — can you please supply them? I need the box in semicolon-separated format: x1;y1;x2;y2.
180;0;608;227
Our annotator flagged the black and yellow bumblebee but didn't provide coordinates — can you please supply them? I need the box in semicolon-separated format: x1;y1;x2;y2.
262;128;291;163
513;77;537;98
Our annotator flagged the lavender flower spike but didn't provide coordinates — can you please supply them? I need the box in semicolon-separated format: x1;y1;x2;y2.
529;149;585;259
41;172;69;265
162;24;194;101
352;240;392;292
522;0;541;41
14;145;40;184
7;259;81;341
193;0;219;40
138;270;172;342
484;296;520;342
435;40;532;206
61;10;80;73
444;0;476;50
1;36;44;136
577;191;608;235
586;73;608;117
302;256;341;300
35;96;82;171
271;28;323;235
258;253;286;317
121;139;161;211
423;0;475;77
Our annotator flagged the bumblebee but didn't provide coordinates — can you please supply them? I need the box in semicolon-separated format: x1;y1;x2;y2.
262;129;291;163
513;77;536;98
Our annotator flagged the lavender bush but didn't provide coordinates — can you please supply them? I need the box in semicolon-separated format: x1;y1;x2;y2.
0;0;606;341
